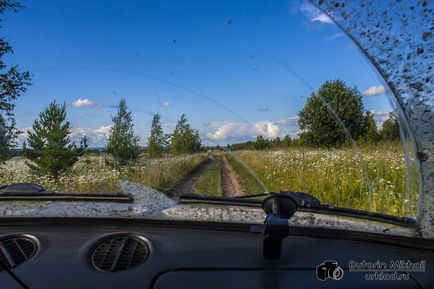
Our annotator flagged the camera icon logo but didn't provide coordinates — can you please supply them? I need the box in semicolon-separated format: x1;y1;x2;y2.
316;260;344;281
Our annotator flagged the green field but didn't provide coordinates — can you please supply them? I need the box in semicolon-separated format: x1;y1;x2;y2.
229;143;418;216
0;143;418;217
0;153;208;194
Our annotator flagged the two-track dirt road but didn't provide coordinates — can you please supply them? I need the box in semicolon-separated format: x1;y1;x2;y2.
172;154;245;198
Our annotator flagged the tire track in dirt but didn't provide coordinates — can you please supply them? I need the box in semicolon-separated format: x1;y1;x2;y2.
171;159;213;199
221;155;245;197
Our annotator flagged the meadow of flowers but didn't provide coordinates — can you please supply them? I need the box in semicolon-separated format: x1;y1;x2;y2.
233;143;419;217
0;144;418;217
0;153;208;194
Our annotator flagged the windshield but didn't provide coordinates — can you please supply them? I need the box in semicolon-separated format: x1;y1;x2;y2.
0;0;422;221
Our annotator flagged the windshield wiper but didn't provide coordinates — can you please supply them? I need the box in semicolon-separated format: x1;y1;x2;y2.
179;192;416;227
0;183;133;203
180;193;262;207
234;192;321;206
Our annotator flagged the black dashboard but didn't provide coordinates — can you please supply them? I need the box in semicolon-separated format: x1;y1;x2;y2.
0;218;433;289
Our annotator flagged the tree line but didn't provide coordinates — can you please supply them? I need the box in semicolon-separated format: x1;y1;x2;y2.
229;114;400;151
22;99;202;178
229;80;401;151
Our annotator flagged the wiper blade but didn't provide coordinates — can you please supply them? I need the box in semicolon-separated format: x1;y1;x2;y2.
185;191;321;207
235;192;321;207
180;194;261;207
180;192;416;227
0;183;133;203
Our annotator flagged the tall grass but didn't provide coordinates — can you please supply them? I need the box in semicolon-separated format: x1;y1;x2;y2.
232;143;418;216
0;144;418;217
0;153;208;194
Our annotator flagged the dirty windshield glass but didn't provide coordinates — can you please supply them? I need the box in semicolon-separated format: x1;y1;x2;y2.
0;0;421;219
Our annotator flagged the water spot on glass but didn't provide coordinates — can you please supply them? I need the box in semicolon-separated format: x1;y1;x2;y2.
422;31;432;41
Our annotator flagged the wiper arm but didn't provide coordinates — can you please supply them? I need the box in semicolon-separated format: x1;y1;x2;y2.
180;192;416;227
0;183;133;203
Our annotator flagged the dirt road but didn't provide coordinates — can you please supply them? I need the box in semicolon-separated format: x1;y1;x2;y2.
220;156;245;197
171;159;213;199
172;154;245;199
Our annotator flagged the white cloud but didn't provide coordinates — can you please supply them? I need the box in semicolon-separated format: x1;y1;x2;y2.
19;127;32;136
17;125;113;147
311;14;333;24
69;125;111;143
370;110;390;117
69;125;113;147
72;98;100;108
362;85;386;97
328;32;344;41
369;110;392;129
206;122;239;141
299;2;334;24
92;125;113;136
16;127;32;146
205;117;296;143
253;121;281;138
162;101;172;108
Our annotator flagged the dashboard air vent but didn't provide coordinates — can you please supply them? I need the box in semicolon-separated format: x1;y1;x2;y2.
0;236;38;270
91;235;150;272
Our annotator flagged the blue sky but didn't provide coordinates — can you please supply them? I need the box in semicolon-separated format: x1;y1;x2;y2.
3;0;392;146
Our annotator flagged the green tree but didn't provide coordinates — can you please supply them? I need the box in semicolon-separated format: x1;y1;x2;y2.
147;113;165;158
0;1;31;162
24;101;87;178
80;134;89;156
0;115;9;161
298;79;366;147
81;134;88;150
107;99;140;165
254;135;268;150
362;111;379;143
170;114;201;154
282;135;292;148
380;114;400;141
272;136;282;148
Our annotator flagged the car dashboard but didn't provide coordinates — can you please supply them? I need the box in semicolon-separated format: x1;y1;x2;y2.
0;218;433;289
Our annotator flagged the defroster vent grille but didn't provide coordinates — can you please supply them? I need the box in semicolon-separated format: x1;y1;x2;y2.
0;236;38;270
91;235;150;272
